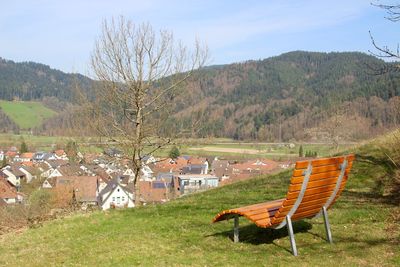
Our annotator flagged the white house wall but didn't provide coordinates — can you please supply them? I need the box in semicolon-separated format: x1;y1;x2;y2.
19;168;34;183
101;185;134;210
3;169;19;187
48;169;63;178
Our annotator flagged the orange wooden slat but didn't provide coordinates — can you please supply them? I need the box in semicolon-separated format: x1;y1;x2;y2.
249;209;279;221
288;177;339;192
290;165;352;184
286;183;338;200
283;191;333;206
278;197;330;213
213;154;355;227
292;161;353;177
242;207;280;217
233;199;284;212
276;203;326;219
295;154;354;169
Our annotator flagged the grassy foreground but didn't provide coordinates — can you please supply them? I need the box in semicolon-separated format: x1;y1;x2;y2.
0;100;56;129
0;141;399;266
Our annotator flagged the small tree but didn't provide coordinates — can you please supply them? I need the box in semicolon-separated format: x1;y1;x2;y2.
87;17;208;206
65;140;78;162
169;146;180;159
20;141;28;154
299;145;304;157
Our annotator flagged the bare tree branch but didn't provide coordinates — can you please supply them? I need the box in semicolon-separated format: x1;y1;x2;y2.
87;17;208;205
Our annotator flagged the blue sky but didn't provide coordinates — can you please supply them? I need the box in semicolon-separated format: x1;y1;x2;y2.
1;0;398;75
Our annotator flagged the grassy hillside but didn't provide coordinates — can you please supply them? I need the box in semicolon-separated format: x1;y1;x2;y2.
0;134;399;266
0;101;57;129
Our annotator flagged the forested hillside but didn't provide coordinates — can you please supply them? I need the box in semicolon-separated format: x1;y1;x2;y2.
164;51;400;141
0;58;92;101
1;52;399;141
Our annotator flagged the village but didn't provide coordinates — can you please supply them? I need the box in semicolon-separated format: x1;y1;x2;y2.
0;145;292;211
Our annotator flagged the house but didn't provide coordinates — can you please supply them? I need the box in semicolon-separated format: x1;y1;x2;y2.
48;164;85;179
19;165;37;183
123;167;135;177
175;174;219;195
141;165;154;181
33;152;46;162
53;176;99;208
37;162;53;178
5;149;18;159
54;149;68;160
43;165;86;188
45;159;69;170
42;178;55;189
98;178;134;210
139;180;174;203
142;155;157;165
154;157;188;173
232;159;278;175
16;152;34;162
211;159;232;179
187;156;208;165
1;167;25;188
156;172;174;182
181;164;208;175
0;179;18;204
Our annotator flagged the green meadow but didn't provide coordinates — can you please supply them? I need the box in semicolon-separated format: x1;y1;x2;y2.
0;131;398;266
0;100;57;129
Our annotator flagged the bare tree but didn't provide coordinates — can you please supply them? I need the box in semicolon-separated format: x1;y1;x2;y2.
88;17;208;205
369;2;400;73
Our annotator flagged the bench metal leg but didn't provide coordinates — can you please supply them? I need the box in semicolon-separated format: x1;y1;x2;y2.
286;215;298;256
322;206;333;243
233;215;239;243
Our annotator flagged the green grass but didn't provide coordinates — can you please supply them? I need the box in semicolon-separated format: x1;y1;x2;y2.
0;100;57;129
0;136;399;266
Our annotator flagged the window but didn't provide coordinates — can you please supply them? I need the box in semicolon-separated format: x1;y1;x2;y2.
122;196;125;202
112;197;115;202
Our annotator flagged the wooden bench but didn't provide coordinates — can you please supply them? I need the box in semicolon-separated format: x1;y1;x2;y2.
212;154;355;256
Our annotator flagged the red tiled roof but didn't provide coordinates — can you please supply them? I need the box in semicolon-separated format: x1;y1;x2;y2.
139;181;172;203
20;152;34;159
0;179;17;199
232;159;278;173
55;176;99;202
188;157;207;165
155;157;188;173
5;151;17;157
22;161;34;167
54;150;65;156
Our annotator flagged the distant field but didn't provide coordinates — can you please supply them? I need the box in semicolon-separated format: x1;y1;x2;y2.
185;143;356;160
0;100;57;129
0;132;357;159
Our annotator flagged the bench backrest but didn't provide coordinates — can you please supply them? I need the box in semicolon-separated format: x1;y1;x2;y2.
271;154;355;228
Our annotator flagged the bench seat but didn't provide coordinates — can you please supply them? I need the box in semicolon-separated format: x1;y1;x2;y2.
212;154;355;256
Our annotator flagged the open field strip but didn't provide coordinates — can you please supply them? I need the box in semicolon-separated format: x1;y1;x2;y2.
0;100;57;129
189;146;294;156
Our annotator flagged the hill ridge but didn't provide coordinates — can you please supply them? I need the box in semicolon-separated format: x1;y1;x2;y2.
1;51;399;140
